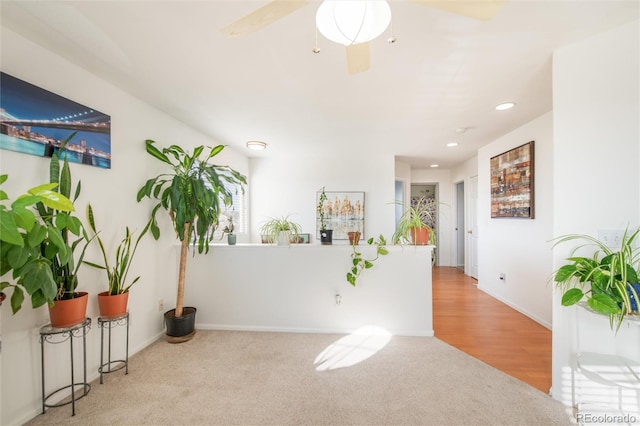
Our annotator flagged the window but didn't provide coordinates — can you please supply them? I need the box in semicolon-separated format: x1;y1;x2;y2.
213;181;246;238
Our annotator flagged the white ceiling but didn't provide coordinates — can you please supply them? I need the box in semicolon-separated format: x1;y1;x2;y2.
1;0;638;169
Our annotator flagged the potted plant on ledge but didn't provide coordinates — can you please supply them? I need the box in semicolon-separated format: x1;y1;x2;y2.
137;140;246;342
317;187;333;245
392;196;436;246
221;213;236;246
552;228;640;331
84;204;151;318
259;215;301;246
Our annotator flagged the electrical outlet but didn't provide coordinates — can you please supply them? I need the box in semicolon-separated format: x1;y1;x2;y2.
598;229;625;249
158;299;164;312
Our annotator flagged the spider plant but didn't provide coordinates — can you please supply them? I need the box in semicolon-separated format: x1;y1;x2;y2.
552;227;640;331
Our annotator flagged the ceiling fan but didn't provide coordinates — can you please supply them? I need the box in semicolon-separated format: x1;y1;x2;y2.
221;0;507;75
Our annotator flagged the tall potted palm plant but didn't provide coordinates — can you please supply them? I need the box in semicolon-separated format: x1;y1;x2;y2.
137;140;246;342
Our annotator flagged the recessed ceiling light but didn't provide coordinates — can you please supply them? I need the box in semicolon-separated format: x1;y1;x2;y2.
447;142;459;147
430;164;439;168
495;102;515;111
246;141;267;150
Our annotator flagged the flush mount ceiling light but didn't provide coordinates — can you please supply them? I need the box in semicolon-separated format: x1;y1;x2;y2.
246;141;267;150
495;102;516;111
315;0;391;46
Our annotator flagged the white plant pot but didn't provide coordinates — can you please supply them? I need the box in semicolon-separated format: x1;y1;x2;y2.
277;230;291;246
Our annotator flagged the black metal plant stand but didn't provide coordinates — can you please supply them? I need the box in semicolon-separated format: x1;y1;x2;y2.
39;318;91;416
98;312;130;384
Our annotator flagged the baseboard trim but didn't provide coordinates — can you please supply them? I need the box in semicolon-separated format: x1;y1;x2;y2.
196;323;434;337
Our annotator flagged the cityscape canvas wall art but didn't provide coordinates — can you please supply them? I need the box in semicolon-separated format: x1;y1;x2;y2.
490;141;534;219
0;72;111;169
316;191;365;240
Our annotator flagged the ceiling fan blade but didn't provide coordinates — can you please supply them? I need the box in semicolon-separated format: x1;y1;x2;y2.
221;0;310;38
408;0;508;21
346;43;370;75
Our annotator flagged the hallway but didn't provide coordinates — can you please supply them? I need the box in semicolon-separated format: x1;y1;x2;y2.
432;267;552;394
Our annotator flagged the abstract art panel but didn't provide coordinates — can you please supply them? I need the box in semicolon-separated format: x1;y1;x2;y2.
490;141;534;218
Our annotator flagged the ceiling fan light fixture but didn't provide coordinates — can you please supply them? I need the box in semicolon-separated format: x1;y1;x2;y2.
246;140;267;150
316;0;391;46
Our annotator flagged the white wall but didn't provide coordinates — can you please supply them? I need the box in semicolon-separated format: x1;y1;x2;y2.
250;153;396;243
452;156;478;273
551;19;639;409
0;27;248;425
476;112;554;329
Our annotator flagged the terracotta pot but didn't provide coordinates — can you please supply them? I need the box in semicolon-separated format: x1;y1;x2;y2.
48;292;89;328
410;227;430;245
97;291;129;318
348;231;361;245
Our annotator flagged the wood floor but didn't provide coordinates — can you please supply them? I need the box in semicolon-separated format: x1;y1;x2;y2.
432;266;552;394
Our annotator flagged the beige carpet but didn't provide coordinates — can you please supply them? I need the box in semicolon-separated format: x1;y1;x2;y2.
26;330;573;425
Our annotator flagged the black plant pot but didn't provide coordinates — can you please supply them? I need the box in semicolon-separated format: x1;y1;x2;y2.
320;229;333;245
165;307;197;342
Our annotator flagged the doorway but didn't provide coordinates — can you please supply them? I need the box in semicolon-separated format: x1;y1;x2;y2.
455;181;465;270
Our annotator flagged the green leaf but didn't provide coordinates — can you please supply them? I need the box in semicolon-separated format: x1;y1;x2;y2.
346;273;356;286
27;222;47;247
561;288;584;306
11;194;40;210
206;145;225;161
30;289;47;309
59;159;72;199
364;260;374;269
554;264;577;282
11;286;25;314
7;245;30;269
588;293;622;315
145;140;172;164
46;222;68;256
66;216;83;236
10;205;36;231
0;174;8;185
33;189;74;212
0;211;23;246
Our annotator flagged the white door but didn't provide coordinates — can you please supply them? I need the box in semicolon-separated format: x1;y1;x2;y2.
468;175;479;279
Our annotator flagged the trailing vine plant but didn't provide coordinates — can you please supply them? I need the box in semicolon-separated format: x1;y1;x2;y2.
317;186;328;231
346;234;389;286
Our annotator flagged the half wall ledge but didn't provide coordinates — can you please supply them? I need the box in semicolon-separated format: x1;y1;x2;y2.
182;244;434;336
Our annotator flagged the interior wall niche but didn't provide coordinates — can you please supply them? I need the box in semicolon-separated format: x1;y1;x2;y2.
411;183;439;264
410;184;437;229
